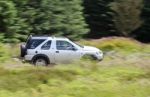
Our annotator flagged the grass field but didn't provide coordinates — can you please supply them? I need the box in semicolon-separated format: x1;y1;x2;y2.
0;37;149;97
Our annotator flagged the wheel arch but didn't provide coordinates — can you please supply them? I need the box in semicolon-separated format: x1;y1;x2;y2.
82;53;97;60
32;54;50;64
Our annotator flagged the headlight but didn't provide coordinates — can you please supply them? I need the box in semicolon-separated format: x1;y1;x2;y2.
96;52;100;55
99;51;103;54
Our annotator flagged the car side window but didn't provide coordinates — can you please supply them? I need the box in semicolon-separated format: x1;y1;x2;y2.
56;40;75;50
41;41;52;50
27;39;45;49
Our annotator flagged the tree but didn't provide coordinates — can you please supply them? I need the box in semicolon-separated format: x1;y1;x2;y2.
41;0;89;39
109;0;143;36
0;0;20;42
13;0;89;40
83;0;115;38
13;0;51;41
134;0;150;42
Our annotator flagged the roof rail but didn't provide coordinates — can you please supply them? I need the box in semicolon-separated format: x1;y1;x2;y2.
30;34;50;37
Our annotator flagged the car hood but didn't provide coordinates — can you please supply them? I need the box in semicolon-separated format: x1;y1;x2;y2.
83;46;100;51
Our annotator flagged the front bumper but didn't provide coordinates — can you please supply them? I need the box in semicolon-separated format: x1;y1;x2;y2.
95;53;104;61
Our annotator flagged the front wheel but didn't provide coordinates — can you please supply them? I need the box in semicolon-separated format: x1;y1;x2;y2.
82;55;97;60
33;58;48;66
82;54;103;61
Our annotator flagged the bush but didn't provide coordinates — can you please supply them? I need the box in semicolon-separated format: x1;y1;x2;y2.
0;43;20;62
80;37;146;53
0;44;11;62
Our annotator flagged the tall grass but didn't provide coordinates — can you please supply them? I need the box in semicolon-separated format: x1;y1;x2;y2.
0;43;19;62
0;44;11;62
0;37;149;97
0;61;149;97
80;37;149;53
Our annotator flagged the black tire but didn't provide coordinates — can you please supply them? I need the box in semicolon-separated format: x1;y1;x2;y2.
20;44;26;57
33;57;48;66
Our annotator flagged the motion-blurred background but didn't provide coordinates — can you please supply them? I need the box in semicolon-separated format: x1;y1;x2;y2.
0;0;150;97
0;0;149;43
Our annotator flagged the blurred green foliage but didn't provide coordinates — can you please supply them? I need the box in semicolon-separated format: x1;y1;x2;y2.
0;62;149;97
0;43;19;62
0;0;89;42
0;0;149;42
80;37;149;53
83;0;115;38
0;44;10;62
109;0;143;36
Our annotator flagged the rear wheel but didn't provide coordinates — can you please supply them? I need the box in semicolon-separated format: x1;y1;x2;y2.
33;58;48;66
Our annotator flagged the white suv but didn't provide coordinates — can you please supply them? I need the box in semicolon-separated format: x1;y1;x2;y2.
20;35;103;66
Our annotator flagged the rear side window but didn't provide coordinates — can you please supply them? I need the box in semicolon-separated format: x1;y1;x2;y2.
27;39;45;49
41;41;52;50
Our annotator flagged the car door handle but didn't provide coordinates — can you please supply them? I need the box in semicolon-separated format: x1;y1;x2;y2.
56;51;59;53
35;51;38;53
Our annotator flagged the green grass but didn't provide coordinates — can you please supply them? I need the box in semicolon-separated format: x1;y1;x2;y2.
0;63;149;97
0;43;19;62
0;37;149;97
0;44;10;62
80;37;150;54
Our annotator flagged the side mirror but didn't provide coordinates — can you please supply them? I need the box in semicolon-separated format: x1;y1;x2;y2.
66;46;78;51
72;47;78;51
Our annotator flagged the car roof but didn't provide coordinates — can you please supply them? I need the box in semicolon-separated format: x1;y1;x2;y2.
30;35;69;40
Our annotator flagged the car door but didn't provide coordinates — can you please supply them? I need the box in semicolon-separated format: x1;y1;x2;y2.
38;40;55;63
55;40;81;63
